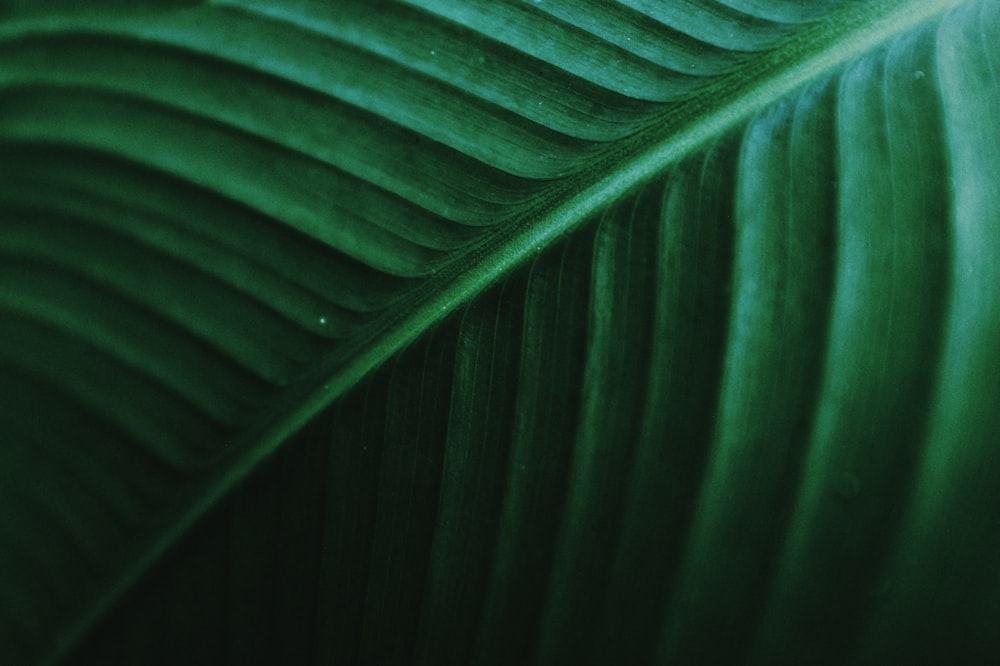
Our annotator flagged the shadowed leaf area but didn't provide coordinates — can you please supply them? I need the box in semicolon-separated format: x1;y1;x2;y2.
1;0;998;664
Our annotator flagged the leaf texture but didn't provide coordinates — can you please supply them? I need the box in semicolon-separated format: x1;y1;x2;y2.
1;0;997;663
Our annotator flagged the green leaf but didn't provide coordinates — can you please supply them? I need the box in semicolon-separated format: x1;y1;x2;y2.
1;0;998;663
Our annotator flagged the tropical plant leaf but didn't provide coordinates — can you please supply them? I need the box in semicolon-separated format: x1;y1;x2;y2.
1;0;998;663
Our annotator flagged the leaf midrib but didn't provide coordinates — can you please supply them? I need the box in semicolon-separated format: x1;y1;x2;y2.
41;0;968;663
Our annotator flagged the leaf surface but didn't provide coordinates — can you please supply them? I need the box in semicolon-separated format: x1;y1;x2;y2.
1;0;997;663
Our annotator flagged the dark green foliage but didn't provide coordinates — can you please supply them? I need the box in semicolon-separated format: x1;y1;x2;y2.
1;0;998;663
